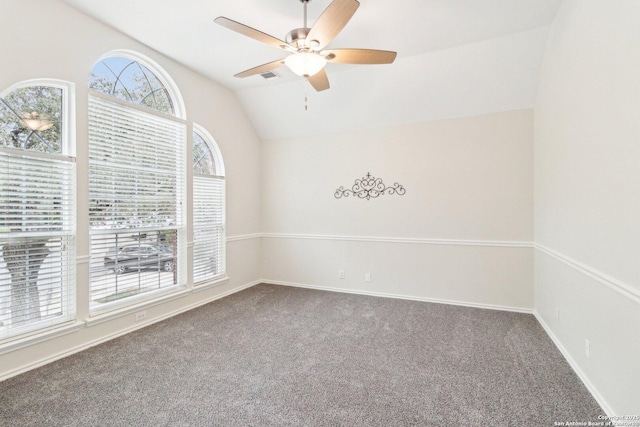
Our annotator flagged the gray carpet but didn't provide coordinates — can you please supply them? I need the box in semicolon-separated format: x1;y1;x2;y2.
1;284;602;426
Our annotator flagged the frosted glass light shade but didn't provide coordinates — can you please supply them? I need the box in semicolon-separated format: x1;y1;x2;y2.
284;52;327;77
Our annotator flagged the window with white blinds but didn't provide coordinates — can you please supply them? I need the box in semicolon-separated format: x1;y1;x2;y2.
193;175;225;282
0;81;75;340
88;95;185;309
192;128;225;284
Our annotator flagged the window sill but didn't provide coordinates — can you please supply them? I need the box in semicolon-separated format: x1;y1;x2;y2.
192;275;230;293
1;277;233;353
86;286;191;328
86;276;230;327
0;320;84;355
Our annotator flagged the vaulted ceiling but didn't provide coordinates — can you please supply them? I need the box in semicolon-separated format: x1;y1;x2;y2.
62;0;562;139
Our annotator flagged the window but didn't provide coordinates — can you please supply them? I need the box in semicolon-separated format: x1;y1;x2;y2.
88;54;186;311
0;80;75;339
89;56;174;115
192;126;225;283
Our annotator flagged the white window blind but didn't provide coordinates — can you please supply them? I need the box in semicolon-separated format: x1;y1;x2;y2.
0;149;76;338
88;95;185;309
193;174;225;283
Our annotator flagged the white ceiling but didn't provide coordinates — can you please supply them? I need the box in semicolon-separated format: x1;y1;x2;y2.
61;0;562;139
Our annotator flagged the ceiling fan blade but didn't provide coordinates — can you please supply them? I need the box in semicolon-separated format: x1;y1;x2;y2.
234;59;286;78
306;0;360;51
215;17;294;52
324;48;397;64
307;69;330;92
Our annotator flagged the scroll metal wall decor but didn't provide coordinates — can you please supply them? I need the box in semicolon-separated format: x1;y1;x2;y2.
334;172;406;200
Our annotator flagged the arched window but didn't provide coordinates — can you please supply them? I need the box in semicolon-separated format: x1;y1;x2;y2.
0;80;75;338
192;125;225;284
88;52;186;310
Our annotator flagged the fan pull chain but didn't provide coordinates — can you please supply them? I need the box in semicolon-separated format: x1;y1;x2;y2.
301;79;309;111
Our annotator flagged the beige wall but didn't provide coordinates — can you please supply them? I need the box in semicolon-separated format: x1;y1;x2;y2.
0;0;262;379
3;0;637;417
261;110;534;310
534;0;640;414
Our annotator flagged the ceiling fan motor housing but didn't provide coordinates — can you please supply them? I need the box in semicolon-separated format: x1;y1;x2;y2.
286;27;318;50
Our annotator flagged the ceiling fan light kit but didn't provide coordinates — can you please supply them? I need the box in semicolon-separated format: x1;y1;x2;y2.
215;0;396;92
284;52;327;77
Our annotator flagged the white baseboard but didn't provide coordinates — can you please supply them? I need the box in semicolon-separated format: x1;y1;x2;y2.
533;310;614;416
0;280;261;382
263;279;533;314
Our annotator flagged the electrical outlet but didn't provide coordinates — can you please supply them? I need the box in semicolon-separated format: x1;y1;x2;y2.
365;272;371;282
584;339;590;359
339;269;345;279
135;311;147;322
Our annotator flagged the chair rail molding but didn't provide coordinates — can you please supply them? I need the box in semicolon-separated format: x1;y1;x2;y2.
261;233;533;248
535;243;639;305
226;233;262;242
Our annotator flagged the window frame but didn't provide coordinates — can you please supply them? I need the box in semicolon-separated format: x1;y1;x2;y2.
87;52;187;315
0;79;75;157
90;50;186;120
0;79;76;342
192;124;226;285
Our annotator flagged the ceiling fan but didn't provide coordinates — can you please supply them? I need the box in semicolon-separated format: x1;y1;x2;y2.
215;0;397;92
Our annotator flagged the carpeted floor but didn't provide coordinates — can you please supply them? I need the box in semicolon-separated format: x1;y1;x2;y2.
0;284;603;426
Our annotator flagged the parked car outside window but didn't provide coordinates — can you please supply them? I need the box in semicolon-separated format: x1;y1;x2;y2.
103;243;174;274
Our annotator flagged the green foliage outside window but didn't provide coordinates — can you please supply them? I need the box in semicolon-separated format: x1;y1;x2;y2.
89;57;174;115
0;86;62;154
